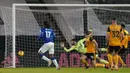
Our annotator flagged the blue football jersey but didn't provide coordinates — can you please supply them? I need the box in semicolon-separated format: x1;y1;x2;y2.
37;28;56;43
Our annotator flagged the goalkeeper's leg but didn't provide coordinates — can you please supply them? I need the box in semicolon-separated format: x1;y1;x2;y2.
92;54;106;68
91;57;109;69
96;57;109;64
96;57;109;69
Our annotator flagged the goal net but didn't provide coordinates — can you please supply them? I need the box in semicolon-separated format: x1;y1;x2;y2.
2;4;130;68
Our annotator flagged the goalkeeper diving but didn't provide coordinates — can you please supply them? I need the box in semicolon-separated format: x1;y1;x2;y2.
60;29;109;69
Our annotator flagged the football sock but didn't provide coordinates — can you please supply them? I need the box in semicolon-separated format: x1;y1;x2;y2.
107;54;113;67
118;55;125;65
81;59;89;66
99;59;109;64
51;57;59;67
113;54;118;68
42;55;51;62
95;63;105;67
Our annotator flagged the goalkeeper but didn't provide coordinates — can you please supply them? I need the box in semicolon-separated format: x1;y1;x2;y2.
60;38;89;68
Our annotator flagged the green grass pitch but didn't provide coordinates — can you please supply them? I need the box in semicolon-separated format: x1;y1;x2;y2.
0;68;130;73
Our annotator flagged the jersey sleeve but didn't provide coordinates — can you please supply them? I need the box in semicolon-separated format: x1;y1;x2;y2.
77;38;86;46
78;38;86;43
128;35;130;41
125;30;129;35
106;27;110;40
52;30;56;40
63;46;76;52
89;36;94;41
121;27;124;34
85;36;93;42
37;29;44;40
120;26;123;31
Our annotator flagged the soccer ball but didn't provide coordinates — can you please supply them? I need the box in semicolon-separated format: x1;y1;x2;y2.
18;50;24;56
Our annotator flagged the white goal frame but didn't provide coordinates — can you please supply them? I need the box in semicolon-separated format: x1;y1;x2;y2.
12;4;130;68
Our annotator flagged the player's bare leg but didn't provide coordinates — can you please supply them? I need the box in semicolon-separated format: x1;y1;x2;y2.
96;57;109;65
80;55;89;69
49;54;60;70
107;54;114;70
92;59;96;68
113;53;119;70
118;55;126;67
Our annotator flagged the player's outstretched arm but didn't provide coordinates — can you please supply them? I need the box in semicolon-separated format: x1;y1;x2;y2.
78;38;86;43
93;40;98;51
37;30;43;41
60;42;75;52
121;28;124;42
106;27;110;43
100;48;108;52
77;38;86;47
52;30;56;41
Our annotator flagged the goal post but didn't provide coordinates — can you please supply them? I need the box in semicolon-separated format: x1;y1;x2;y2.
12;4;16;68
10;4;130;68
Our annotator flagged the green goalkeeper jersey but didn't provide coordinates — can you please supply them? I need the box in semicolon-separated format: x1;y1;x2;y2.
64;38;86;54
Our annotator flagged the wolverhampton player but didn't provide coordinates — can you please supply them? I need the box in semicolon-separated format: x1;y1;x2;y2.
118;23;129;67
106;18;124;70
85;30;98;67
85;30;109;68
